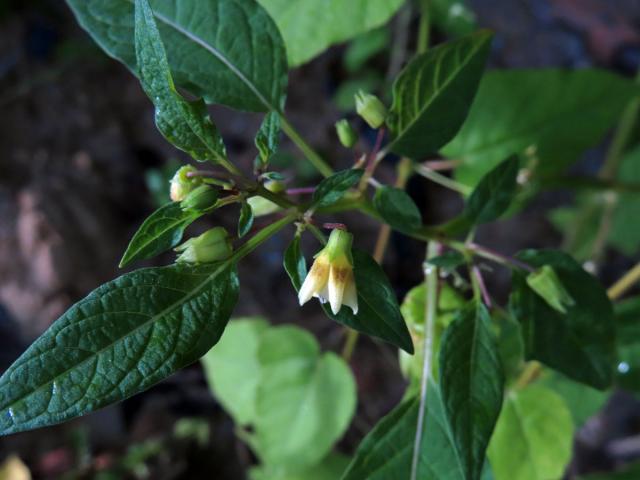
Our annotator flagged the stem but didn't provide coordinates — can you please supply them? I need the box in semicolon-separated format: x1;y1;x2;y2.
607;261;640;300
232;212;298;261
417;0;430;54
279;115;334;178
410;242;440;480
472;265;493;308
514;361;542;390
450;241;535;272
254;184;298;210
414;164;472;195
341;329;359;361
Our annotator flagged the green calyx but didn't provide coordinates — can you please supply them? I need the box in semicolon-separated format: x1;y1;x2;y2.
181;185;219;212
355;90;387;129
335;119;358;148
526;265;576;314
321;228;354;264
175;227;232;264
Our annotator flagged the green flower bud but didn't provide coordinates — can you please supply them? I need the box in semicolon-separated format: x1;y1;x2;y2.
355;90;387;129
175;227;232;264
247;180;286;217
170;165;202;202
180;185;219;211
335;119;358;148
526;265;575;314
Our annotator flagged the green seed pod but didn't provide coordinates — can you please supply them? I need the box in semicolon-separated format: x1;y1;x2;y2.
180;185;219;211
355;90;387;129
175;227;232;264
335;119;358;148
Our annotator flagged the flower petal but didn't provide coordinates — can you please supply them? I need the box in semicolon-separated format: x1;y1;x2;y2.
343;271;358;314
298;256;329;306
329;265;349;314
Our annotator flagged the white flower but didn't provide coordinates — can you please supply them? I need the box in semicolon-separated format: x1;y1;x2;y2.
298;229;358;315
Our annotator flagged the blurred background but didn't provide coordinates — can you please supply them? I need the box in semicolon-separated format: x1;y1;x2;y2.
1;0;640;478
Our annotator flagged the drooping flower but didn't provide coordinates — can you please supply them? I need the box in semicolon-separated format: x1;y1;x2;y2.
169;165;201;202
174;227;232;264
298;228;358;315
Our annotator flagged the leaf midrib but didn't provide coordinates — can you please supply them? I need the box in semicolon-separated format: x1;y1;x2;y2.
125;0;277;112
0;262;232;419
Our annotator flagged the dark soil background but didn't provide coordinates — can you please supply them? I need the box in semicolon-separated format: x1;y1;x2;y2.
1;0;640;478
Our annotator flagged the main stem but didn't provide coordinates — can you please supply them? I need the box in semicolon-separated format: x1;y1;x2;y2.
279;114;335;178
410;242;440;480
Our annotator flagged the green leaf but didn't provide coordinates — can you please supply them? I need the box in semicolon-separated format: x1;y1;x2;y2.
254;326;356;469
342;383;493;480
257;0;403;67
465;156;519;224
430;0;477;37
609;146;640;256
488;385;574;480
426;251;467;272
322;250;414;353
238;202;255;238
387;31;493;159
119;202;201;268
134;0;229;165
0;262;239;435
444;69;640;187
283;235;307;291
255;112;281;167
373;186;422;233
614;296;640;393
439;303;504;480
251;453;350;480
539;370;609;427
510;250;616;390
201;317;269;425
66;0;288;112
312;169;364;209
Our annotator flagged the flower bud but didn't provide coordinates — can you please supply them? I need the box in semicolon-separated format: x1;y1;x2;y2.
526;265;575;314
180;185;219;211
335;119;358;148
175;227;232;264
298;228;358;315
170;165;202;202
247;180;286;217
355;90;387;129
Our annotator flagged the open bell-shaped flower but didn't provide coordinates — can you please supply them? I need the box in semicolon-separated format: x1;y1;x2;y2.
298;228;358;315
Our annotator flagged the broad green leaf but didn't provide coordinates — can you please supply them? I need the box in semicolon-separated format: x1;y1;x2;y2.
342;383;493;480
465;156;519;224
283;235;307;291
0;262;239;435
430;0;477;37
255;112;281;167
488;385;574;480
439;303;504;480
119;202;201;268
66;0;288;112
257;0;403;67
444;69;640;187
399;283;465;383
387;31;493;159
201;317;269;425
322;250;414;353
238;202;255;238
373;186;422;233
312;169;364;209
539;370;609;427
510;250;616;390
614;297;640;393
250;453;350;480
135;0;229;165
254;326;356;469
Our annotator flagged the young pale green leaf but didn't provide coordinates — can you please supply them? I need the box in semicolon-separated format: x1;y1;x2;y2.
488;385;574;480
373;186;422;233
342;383;493;480
312;169;364;209
443;69;640;187
255;112;281;167
0;262;239;436
119;202;201;268
201;317;269;426
283;235;307;291
439;303;504;480
464;156;519;224
539;371;609;427
257;0;403;67
387;30;493;159
251;453;350;480
134;0;228;165
510;250;616;390
322;250;414;354
254;326;356;469
66;0;288;112
238;202;255;238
